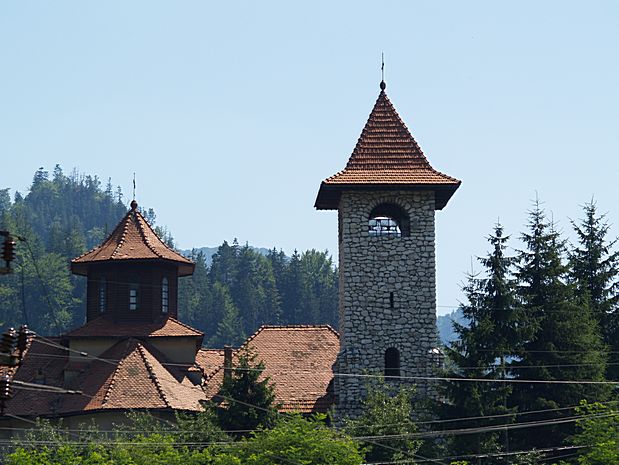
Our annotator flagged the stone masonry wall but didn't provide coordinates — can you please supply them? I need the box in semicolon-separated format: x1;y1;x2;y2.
333;190;438;419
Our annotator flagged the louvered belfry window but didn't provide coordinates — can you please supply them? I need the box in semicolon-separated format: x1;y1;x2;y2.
129;276;139;311
98;277;106;313
162;277;169;313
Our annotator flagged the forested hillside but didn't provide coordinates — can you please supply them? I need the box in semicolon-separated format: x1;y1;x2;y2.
0;166;337;345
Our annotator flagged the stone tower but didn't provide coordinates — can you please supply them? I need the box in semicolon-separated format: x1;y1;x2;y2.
315;81;460;417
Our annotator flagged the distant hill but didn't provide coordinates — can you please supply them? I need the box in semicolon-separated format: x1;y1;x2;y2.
181;246;272;266
436;308;465;346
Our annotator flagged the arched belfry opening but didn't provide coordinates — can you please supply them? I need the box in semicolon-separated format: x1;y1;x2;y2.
384;348;400;378
368;203;410;237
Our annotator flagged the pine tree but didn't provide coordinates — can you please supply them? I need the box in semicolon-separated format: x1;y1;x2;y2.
511;202;609;450
299;250;338;327
209;240;239;287
229;244;280;332
442;223;521;463
281;250;304;324
208;288;245;347
216;348;278;432
569;200;619;380
345;379;421;464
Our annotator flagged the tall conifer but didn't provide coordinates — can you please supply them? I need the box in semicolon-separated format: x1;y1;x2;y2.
442;223;520;463
569;200;619;380
511;202;609;450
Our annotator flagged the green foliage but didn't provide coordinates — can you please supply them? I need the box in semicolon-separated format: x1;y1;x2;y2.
0;166;126;333
222;414;364;465
181;242;339;346
174;409;228;445
216;348;278;432
345;379;421;464
209;294;246;348
442;223;521;463
510;201;610;449
6;413;363;465
1;166;339;339
570;401;619;465
569;201;619;380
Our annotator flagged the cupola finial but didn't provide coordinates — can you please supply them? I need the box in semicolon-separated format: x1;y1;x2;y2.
380;52;386;91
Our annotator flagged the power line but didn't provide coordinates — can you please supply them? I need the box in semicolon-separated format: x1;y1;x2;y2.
343;400;619;430
26;332;619;386
353;411;616;441
20;237;64;333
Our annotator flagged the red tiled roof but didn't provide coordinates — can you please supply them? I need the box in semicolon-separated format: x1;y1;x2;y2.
201;325;340;413
64;316;203;339
315;84;460;210
71;201;194;276
195;348;225;379
86;339;204;411
6;337;206;416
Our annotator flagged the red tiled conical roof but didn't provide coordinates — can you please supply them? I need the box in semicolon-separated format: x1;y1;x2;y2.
315;82;460;210
64;316;204;339
71;201;194;276
6;337;206;416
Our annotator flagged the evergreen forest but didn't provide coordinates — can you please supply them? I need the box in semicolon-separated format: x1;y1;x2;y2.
2;167;619;464
0;166;338;346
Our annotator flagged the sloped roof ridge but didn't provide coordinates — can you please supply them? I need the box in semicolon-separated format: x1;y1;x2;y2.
346;90;430;169
70;211;130;262
134;211;162;258
241;325;266;348
240;325;340;351
168;317;203;335
101;340;132;406
258;324;340;337
136;343;171;408
112;211;133;259
129;207;192;262
71;204;194;268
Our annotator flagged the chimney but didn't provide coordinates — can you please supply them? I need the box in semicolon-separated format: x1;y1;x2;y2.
223;345;233;382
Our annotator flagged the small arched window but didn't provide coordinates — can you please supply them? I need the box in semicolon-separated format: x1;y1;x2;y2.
98;277;106;313
385;348;401;378
368;203;410;237
161;277;169;313
129;276;139;311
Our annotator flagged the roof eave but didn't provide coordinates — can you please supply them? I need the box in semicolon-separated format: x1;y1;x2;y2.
70;258;195;277
315;181;461;210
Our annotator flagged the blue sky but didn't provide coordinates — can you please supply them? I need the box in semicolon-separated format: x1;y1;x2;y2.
1;1;618;315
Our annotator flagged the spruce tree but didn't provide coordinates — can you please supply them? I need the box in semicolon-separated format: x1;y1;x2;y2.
208;289;246;347
569;200;619;380
511;202;609;450
442;223;521;464
216;348;278;432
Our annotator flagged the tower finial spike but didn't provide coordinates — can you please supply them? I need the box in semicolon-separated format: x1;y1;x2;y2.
380;52;386;91
130;173;137;211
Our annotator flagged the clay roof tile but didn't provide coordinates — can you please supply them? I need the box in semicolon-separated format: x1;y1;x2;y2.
71;202;194;276
200;325;339;413
64;316;204;339
315;85;460;210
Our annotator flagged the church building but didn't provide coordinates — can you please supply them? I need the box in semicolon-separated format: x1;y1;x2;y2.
1;80;459;427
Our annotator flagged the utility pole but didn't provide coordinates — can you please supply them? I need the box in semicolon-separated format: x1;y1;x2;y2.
0;231;16;274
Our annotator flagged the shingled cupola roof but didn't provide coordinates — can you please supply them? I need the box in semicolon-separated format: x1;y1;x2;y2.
71;200;195;276
315;81;461;210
